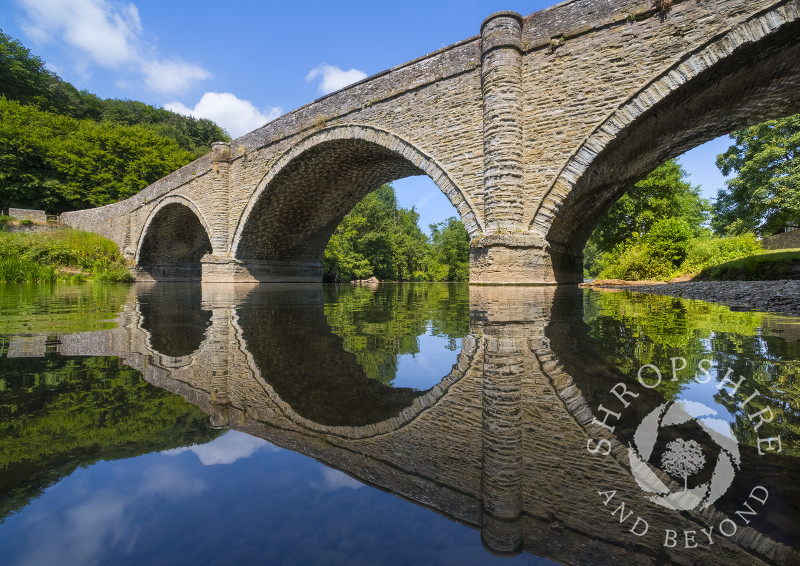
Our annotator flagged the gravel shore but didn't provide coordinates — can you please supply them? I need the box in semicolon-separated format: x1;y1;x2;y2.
602;280;800;316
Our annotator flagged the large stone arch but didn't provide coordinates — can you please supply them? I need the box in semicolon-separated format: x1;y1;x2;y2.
528;3;800;275
229;126;482;280
137;196;213;281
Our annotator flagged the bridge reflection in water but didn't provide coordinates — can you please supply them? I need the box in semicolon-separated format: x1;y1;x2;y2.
55;284;799;565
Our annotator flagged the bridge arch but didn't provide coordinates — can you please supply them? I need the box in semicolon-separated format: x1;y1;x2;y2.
529;4;800;266
137;196;213;281
230;125;482;275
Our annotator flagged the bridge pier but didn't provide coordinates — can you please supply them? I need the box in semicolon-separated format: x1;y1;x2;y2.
469;235;582;284
472;12;583;285
201;255;323;283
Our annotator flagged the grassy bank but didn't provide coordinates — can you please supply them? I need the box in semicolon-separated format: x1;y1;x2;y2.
695;248;800;281
589;231;784;282
0;222;133;282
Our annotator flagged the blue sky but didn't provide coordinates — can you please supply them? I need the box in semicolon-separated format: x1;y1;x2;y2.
0;0;730;232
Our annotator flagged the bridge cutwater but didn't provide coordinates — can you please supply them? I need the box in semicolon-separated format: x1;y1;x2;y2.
59;0;800;283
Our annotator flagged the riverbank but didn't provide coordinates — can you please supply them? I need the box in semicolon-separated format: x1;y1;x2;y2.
0;225;132;282
589;279;800;315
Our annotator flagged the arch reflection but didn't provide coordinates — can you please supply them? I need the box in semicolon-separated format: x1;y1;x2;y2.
136;283;211;365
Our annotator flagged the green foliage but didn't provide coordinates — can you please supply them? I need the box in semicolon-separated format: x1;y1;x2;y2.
0;283;133;334
323;184;469;282
694;249;800;281
0;97;197;212
584;158;773;281
323;283;469;384
584;290;800;455
95;99;228;158
0;29;229;158
587;159;709;263
713;114;800;236
585;160;710;278
0;354;220;521
0;29;230;214
428;217;470;282
0;228;133;282
597;217;693;280
680;233;763;275
597;229;765;281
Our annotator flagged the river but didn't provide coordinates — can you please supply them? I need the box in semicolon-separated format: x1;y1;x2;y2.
0;282;797;565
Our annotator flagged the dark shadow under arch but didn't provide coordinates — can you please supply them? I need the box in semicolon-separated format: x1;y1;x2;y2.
230;126;481;283
235;287;429;427
137;284;211;359
138;202;213;281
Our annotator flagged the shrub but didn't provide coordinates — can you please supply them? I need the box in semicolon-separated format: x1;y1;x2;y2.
680;233;762;274
598;218;692;280
0;228;132;282
694;249;800;281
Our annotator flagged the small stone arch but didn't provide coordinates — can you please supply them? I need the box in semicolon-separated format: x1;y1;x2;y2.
231;125;483;264
528;3;800;258
136;196;214;281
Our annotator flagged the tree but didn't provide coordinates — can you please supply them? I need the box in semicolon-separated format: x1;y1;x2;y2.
588;160;709;258
323;186;470;282
661;438;706;492
429;217;470;281
0;29;229;159
0;97;196;212
323;185;430;281
713;114;800;236
585;160;710;278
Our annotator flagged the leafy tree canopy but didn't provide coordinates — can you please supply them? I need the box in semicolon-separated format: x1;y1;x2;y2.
0;97;196;212
712;114;800;236
323;184;469;282
584;160;710;278
589;159;710;257
0;29;230;214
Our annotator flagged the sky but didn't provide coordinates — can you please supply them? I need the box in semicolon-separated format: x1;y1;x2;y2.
0;0;731;233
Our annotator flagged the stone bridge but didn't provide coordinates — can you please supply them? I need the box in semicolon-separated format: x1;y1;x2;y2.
35;284;798;564
59;0;800;283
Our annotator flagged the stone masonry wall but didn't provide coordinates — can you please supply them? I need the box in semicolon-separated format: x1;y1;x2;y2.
763;230;800;250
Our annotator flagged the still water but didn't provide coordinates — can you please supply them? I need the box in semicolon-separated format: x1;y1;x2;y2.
0;282;798;565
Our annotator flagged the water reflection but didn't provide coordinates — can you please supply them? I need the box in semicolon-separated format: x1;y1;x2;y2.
137;284;211;359
1;283;798;565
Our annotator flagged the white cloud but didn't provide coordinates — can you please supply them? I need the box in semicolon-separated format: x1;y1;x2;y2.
138;463;206;496
306;64;367;95
166;92;282;138
312;468;364;492
17;0;211;95
19;0;141;67
16;493;136;566
143;58;212;95
164;429;276;465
